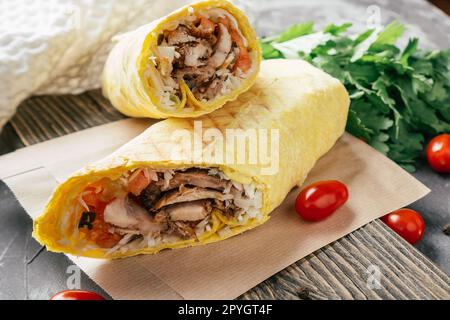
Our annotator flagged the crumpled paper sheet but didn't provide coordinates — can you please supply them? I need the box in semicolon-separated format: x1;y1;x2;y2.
0;0;193;130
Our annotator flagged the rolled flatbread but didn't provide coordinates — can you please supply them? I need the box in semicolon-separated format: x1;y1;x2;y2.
34;60;350;259
102;0;261;119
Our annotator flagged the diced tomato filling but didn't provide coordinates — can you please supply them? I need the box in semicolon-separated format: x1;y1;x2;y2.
88;214;121;248
199;17;215;34
79;171;150;248
88;220;121;248
219;17;251;73
82;187;103;209
234;52;252;73
80;184;121;248
128;171;151;196
87;201;121;248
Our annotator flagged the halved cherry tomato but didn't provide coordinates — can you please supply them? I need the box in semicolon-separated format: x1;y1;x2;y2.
50;290;105;300
426;133;450;173
381;208;425;244
295;180;349;221
128;170;151;196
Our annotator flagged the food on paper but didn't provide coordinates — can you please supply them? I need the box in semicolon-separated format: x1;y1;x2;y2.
33;60;349;258
295;180;349;222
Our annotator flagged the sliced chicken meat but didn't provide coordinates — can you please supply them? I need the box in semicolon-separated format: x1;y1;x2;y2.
81;165;258;249
194;77;224;101
190;17;217;39
212;199;236;218
140;183;162;211
175;64;216;89
169;221;197;238
104;196;166;235
157;169;229;191
210;23;232;68
155;14;251;102
153;186;233;210
165;25;197;45
164;199;212;221
182;41;212;67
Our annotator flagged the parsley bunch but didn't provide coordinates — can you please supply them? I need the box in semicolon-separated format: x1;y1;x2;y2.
261;22;450;172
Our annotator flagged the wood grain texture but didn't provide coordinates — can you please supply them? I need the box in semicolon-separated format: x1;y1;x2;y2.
241;220;450;300
2;91;449;300
8;91;124;146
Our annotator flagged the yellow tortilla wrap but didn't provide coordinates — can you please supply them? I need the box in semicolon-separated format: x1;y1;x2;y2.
33;60;350;259
102;0;261;119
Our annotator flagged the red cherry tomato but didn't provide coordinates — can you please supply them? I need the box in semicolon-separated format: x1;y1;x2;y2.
426;134;450;173
50;290;105;300
381;208;425;244
295;180;349;221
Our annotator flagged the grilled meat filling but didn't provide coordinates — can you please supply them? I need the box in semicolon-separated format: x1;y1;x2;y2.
140;183;162;211
153;186;232;211
156;168;230;191
156;14;252;102
80;168;258;248
139;170;238;235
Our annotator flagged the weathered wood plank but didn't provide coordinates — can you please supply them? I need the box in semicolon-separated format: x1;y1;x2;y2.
240;220;449;300
8;92;124;146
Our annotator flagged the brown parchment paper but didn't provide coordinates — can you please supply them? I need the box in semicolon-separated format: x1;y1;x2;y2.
0;118;430;300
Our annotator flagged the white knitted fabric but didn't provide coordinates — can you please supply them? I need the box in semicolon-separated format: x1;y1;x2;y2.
0;0;193;130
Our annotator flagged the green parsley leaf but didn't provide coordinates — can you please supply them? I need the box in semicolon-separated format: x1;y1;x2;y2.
371;21;405;47
261;21;450;171
323;23;352;36
275;22;315;43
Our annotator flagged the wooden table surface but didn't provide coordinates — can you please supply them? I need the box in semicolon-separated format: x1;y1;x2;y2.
0;0;449;300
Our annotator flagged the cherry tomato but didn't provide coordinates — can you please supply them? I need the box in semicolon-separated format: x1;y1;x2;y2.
295;180;349;221
381;209;425;244
426;134;450;173
50;290;105;300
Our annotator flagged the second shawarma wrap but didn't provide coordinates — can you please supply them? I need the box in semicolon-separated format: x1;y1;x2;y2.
33;60;350;259
102;0;261;119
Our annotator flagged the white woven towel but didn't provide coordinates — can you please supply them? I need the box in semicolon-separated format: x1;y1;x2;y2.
0;0;193;130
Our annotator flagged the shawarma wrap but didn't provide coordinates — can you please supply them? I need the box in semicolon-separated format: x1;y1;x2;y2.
102;0;261;119
33;60;350;259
